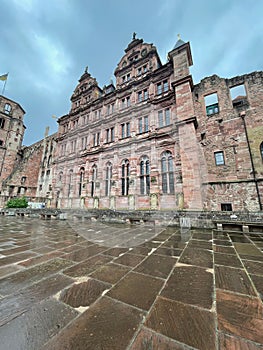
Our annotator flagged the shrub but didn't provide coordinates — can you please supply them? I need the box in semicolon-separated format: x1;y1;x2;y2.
6;197;28;208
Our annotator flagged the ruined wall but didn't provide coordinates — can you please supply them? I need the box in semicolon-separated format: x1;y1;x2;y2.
1;141;43;200
193;72;263;211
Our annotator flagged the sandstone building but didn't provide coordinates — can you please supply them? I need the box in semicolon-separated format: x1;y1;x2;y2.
0;35;262;211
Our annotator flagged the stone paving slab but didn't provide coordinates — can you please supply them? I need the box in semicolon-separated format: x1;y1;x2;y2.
0;216;263;349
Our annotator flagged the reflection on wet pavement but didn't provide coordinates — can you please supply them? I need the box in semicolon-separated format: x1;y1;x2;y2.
0;216;262;349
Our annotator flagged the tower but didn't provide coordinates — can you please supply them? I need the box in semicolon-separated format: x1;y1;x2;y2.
168;36;204;209
0;95;26;196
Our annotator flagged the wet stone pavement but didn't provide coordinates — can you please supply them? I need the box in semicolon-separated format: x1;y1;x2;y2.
0;217;262;349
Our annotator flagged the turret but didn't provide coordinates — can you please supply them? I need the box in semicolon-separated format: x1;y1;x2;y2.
168;34;193;80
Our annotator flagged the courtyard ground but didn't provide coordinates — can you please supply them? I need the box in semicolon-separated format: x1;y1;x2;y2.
0;216;262;349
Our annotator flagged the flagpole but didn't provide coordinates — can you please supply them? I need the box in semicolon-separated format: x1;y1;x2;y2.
1;73;8;95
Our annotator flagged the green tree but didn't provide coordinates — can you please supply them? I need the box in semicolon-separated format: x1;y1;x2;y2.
6;197;28;208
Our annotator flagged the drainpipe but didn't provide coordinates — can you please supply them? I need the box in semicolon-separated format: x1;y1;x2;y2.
240;111;262;210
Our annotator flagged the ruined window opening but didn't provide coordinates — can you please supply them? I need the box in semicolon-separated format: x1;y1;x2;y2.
214;151;225;166
221;203;232;211
4;103;11;114
105;162;112;196
0;118;5;129
161;151;175;194
140;156;150;195
46;170;50;176
230;84;247;107
205;93;219;115
0;140;3;146
260;142;263;162
121;159;129;196
39;184;43;191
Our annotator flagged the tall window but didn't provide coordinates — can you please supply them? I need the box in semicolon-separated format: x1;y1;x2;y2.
79;167;84;196
68;170;73;196
105;162;112;196
157;80;169;95
158;108;171;127
138;116;149;134
106;127;114;143
121;122;130;138
161;151;174;194
137;89;148;102
140;156;150;195
91;165;97;197
121;159;129;195
260;142;263;161
121;96;130;109
93;132;100;146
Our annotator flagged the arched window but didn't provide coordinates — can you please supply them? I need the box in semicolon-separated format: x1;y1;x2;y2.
161;151;175;194
140;156;150;195
121;159;129;196
105;162;112;196
91;165;97;197
79;167;85;196
260;142;263;162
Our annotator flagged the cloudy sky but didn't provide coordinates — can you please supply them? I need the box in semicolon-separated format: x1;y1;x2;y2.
1;0;262;145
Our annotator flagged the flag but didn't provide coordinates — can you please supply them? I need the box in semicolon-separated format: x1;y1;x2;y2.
0;73;8;81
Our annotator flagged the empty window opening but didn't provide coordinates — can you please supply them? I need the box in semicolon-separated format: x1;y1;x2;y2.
230;84;247;107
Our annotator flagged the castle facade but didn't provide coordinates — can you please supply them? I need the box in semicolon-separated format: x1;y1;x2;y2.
1;36;262;211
